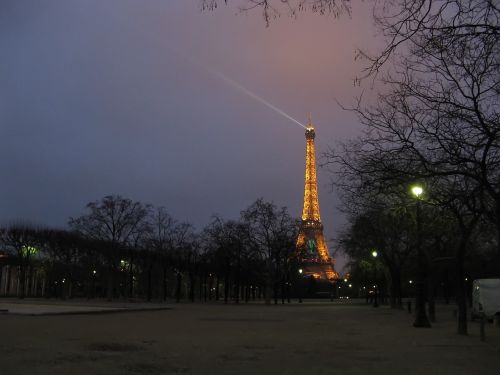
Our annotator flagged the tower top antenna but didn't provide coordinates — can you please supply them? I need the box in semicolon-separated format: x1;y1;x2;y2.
307;113;314;129
305;113;315;138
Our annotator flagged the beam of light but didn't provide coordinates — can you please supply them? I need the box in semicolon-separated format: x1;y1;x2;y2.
213;72;307;129
181;53;306;129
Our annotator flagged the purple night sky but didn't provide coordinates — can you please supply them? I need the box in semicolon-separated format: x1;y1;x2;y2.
0;0;381;270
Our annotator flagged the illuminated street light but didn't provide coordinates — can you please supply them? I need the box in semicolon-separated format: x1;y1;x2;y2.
411;183;431;328
371;249;379;308
298;269;303;303
411;185;423;198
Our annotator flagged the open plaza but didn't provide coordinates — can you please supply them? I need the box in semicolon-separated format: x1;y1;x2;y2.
1;299;499;375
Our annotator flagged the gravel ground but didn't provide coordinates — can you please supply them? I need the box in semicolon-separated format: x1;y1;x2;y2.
1;299;499;375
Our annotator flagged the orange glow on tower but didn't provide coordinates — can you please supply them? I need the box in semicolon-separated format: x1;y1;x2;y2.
302;123;321;222
296;117;338;281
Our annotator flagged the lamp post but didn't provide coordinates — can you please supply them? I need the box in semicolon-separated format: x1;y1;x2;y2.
330;278;335;302
411;185;431;328
91;270;97;299
298;269;303;303
372;250;379;308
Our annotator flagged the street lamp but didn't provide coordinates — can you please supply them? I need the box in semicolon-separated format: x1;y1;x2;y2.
411;185;423;197
91;270;97;299
372;250;379;308
411;184;431;328
298;269;303;303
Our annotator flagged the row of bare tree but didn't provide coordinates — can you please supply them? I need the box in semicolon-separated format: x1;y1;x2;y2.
322;0;499;335
0;196;299;304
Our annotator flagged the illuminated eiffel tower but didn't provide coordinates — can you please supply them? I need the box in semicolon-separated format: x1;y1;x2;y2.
296;117;338;281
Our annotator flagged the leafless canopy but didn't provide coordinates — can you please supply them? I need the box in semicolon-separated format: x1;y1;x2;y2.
200;0;351;26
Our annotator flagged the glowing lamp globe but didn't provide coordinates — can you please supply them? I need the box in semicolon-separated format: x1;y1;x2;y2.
411;186;423;198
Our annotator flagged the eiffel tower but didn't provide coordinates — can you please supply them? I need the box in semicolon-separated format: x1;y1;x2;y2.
296;117;338;281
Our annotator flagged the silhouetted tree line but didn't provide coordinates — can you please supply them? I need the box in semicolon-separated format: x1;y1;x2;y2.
0;196;299;304
322;0;500;335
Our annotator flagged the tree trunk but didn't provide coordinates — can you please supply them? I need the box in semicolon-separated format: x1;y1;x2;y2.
389;265;402;308
496;203;500;261
208;275;213;301
41;275;46;298
6;266;12;297
198;273;202;301
162;265;168;302
68;280;73;300
456;213;477;335
427;265;437;322
28;265;35;298
273;258;280;305
176;272;182;303
106;265;114;301
235;252;241;304
274;281;278;305
189;272;195;302
443;269;450;304
265;260;272;305
456;237;468;335
204;274;208;302
224;257;230;304
224;276;229;304
128;259;134;298
147;265;153;302
234;275;240;304
215;274;220;301
287;272;291;303
19;260;26;299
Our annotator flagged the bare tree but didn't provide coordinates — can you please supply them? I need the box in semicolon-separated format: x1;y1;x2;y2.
201;0;350;26
338;207;415;308
242;198;299;304
168;222;197;303
0;224;40;298
147;207;176;301
68;195;151;300
203;216;244;303
38;229;83;299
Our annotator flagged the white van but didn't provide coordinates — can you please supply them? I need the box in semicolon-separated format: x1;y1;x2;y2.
472;279;500;320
